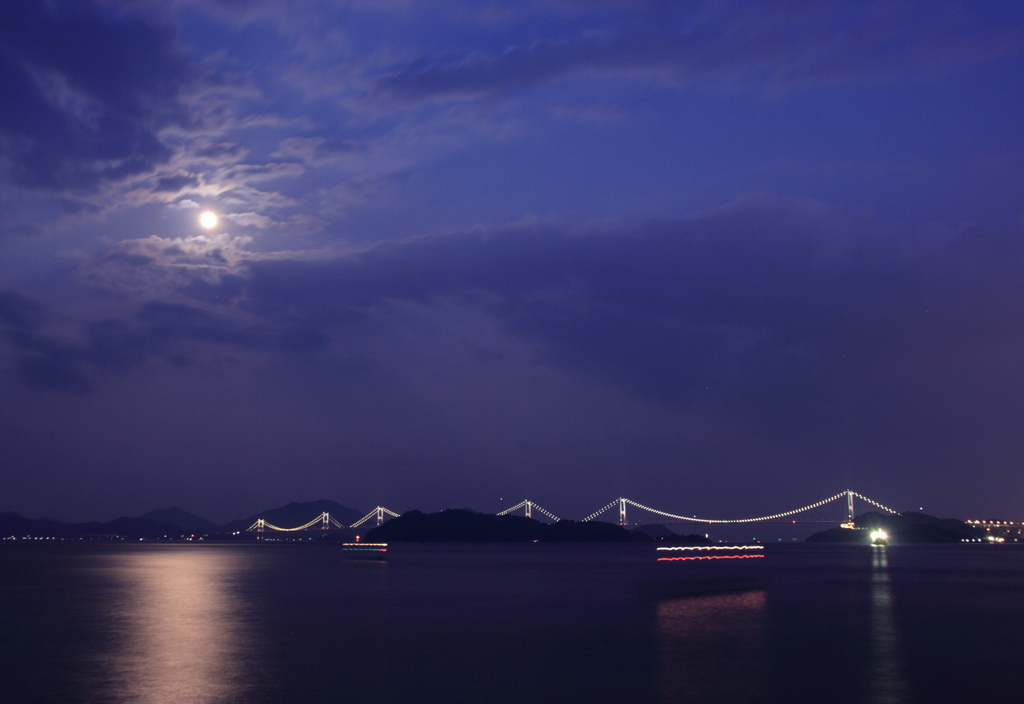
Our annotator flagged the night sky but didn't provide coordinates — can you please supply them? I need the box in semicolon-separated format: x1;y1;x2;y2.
2;1;1023;524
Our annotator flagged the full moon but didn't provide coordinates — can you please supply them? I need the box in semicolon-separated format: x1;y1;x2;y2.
199;211;218;229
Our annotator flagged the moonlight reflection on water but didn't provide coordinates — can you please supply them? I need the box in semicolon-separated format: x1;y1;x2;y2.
92;548;255;704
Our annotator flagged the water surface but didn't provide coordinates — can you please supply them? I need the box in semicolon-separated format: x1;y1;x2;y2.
3;542;1024;703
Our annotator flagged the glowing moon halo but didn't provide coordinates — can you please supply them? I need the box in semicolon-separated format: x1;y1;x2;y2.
199;211;218;229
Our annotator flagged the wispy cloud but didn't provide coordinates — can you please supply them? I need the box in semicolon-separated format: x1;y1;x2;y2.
11;195;1022;413
376;2;1021;101
0;1;193;192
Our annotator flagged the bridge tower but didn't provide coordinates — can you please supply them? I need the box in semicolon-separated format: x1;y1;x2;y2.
321;512;330;530
376;506;385;526
257;519;265;533
847;490;855;523
619;498;627;526
525;501;533;519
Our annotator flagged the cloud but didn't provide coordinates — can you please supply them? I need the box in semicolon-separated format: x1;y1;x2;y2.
0;0;196;192
376;2;1021;101
111;231;334;273
192;141;249;163
0;288;150;392
223;211;273;228
218;195;1024;421
9;192;1024;448
0;1;299;225
271;136;359;165
153;173;199;193
137;301;262;348
0;276;304;392
0;223;46;239
0;288;43;330
158;202;1011;377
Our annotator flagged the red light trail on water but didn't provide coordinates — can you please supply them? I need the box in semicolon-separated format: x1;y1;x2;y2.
657;554;765;561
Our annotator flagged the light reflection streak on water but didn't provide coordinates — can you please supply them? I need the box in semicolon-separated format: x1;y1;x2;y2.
95;548;253;704
868;546;907;704
657;591;766;703
657;555;764;561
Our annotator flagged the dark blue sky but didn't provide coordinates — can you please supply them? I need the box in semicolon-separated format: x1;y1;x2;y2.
2;0;1023;524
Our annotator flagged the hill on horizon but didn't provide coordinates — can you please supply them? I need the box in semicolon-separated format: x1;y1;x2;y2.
219;500;365;534
0;512;190;540
366;508;650;543
139;507;218;534
806;511;979;543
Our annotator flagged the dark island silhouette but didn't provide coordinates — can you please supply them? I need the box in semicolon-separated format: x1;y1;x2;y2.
632;523;710;544
365;508;652;543
806;511;980;543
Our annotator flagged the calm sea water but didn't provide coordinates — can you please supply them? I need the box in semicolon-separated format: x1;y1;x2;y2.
3;542;1024;703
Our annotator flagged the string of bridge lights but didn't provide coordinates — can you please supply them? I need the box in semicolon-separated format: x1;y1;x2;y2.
496;500;561;522
248;513;348;532
851;492;898;513
617;493;851;524
244;492;900;532
350;507;401;528
581;499;626;523
580;491;898;525
248;507;401;532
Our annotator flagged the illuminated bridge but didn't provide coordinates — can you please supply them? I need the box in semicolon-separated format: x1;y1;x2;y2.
247;506;400;533
498;490;897;526
246;491;897;532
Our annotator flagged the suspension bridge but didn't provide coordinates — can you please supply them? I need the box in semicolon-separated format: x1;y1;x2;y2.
247;506;400;533
577;490;896;526
245;491;896;533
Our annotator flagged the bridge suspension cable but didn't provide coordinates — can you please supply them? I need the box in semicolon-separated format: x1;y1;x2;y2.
496;500;560;522
851;492;898;514
246;512;348;532
581;491;898;525
582;499;622;523
350;506;401;528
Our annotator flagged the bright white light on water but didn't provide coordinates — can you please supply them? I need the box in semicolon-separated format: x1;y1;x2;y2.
870;530;888;543
199;211;218;229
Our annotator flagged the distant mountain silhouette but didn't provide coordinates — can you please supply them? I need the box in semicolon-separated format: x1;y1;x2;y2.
365;509;650;542
219;500;364;533
0;501;367;539
0;512;189;539
139;507;217;534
